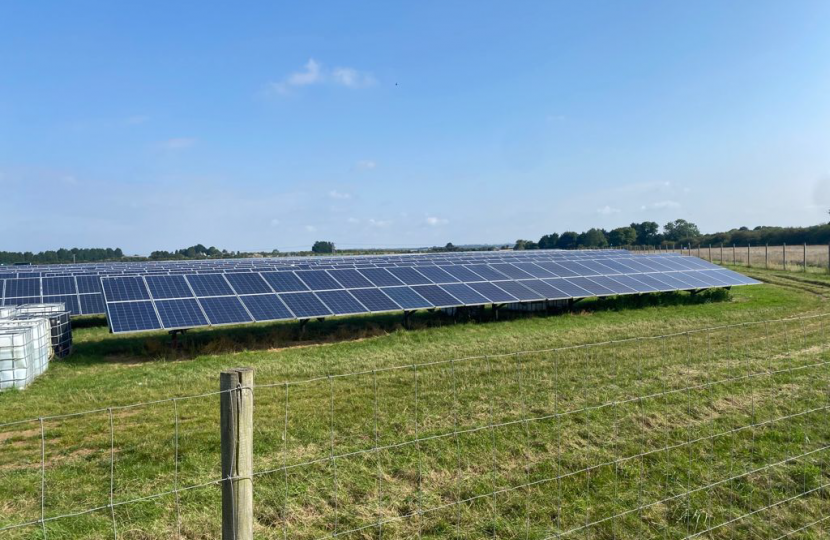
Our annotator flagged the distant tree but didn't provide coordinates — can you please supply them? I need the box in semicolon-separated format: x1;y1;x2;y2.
514;239;538;250
538;233;560;250
608;226;637;247
556;231;579;249
663;219;701;244
578;228;609;248
312;241;335;254
630;221;660;245
444;242;459;252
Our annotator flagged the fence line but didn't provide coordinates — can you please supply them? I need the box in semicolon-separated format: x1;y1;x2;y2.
2;312;830;538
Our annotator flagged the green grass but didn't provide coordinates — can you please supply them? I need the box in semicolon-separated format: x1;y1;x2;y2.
2;270;830;539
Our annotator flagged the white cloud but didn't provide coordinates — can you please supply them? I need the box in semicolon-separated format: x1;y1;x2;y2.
425;216;449;226
355;160;377;171
596;205;620;215
304;225;317;233
640;200;681;210
125;115;149;125
368;218;392;228
160;137;196;150
328;190;352;200
332;67;376;88
270;59;376;95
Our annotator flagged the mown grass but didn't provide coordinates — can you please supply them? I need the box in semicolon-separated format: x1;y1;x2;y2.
2;270;830;539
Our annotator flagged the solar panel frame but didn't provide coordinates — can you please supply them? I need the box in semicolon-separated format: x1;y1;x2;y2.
348;287;403;313
107;301;161;334
380;286;433;309
239;294;295;322
185;274;236;297
386;267;433;285
155;298;209;329
198;296;254;325
260;271;310;293
145;275;194;299
224;272;274;295
278;292;333;319
316;289;369;315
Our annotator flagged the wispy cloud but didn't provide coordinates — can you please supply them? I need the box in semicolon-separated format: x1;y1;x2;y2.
425;216;449;226
368;218;392;228
270;58;376;95
160;137;196;150
328;190;352;200
596;205;620;215
355;159;377;171
640;200;680;210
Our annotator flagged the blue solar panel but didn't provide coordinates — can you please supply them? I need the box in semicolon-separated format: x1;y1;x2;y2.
512;263;557;278
387;267;432;285
565;277;616;296
467;281;518;303
678;271;718;288
43;295;81;315
492;280;544;301
624;274;673;292
145;275;194;299
414;266;460;284
102;277;150;301
279;292;332;318
316;290;369;315
239;294;294;322
439;283;490;305
198;296;253;325
295;270;343;291
76;275;103;294
349;288;402;312
588;275;636;294
609;274;659;293
646;272;694;290
4;278;40;298
225;272;272;294
577;261;622;276
3;296;40;307
185;274;235;297
411;285;461;307
464;265;508;281
489;264;535;279
155;298;208;329
358;268;404;287
542;278;593;298
80;293;106;315
107;301;161;333
327;269;374;289
555;261;595;277
519;279;571;300
260;271;309;293
535;262;579;278
381;287;433;309
439;265;485;282
42;277;77;295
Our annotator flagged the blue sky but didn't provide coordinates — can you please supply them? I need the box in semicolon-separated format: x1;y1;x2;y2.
1;1;829;254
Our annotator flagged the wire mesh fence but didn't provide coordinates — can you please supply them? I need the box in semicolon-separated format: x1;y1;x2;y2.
2;313;830;538
634;244;830;273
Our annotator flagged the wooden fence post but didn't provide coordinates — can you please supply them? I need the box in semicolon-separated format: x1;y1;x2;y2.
708;244;712;261
783;243;787;271
221;368;254;540
804;242;807;272
733;244;736;265
765;244;768;269
721;243;724;263
747;244;751;268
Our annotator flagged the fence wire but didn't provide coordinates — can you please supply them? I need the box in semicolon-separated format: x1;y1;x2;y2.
1;313;830;539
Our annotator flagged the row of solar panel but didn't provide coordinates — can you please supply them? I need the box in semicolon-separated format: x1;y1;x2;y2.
0;250;640;278
102;267;757;333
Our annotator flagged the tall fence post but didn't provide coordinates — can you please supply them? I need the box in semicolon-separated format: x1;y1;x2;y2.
220;368;254;540
733;244;736;265
828;243;829;274
708;244;712;261
765;244;768;269
804;242;807;272
747;243;751;268
721;243;724;263
783;243;787;271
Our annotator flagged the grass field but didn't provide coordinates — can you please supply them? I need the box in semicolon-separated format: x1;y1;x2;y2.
2;268;830;539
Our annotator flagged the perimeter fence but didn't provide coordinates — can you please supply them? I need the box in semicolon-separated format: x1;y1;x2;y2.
632;243;830;273
2;313;830;539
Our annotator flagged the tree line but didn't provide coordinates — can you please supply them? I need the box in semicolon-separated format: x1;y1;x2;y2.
513;220;830;250
0;247;124;265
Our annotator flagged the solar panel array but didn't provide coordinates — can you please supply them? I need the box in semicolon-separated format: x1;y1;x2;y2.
1;250;633;316
88;251;760;334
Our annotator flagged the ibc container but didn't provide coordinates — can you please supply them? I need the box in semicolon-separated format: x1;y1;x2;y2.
0;326;37;390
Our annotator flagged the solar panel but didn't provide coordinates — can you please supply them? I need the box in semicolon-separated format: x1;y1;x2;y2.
358;268;404;287
411;285;460;307
80;293;106;315
381;286;433;309
295;270;343;291
185;274;235;297
145;275;194;299
240;294;294;322
155;298;208;329
102;277;150;302
464;265;508;281
42;277;77;295
608;274;659;293
587;275;636;295
279;292;332;318
43;295;80;315
565;277;616;296
316;290;369;315
260;271;309;293
225;272;273;295
414;266;460;284
519;279;571;300
5;278;40;298
512;263;557;278
387;267;432;285
349;288;402;312
439;283;490;306
327;269;374;289
492;280;544;301
439;265;485;282
198;296;253;325
76;275;103;294
489;263;535;279
542;278;593;298
107;301;161;333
